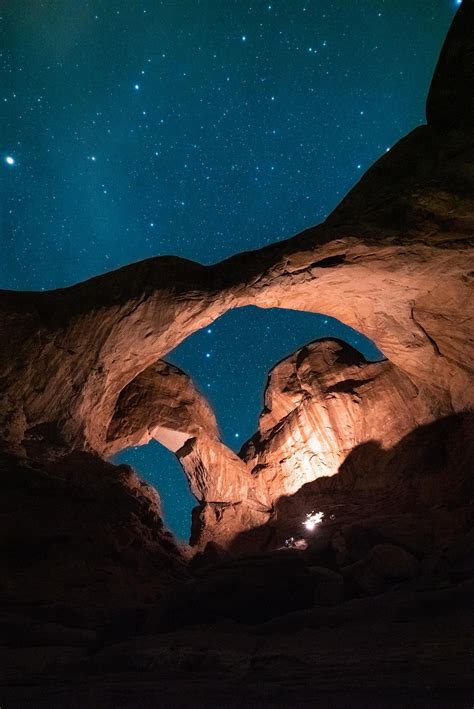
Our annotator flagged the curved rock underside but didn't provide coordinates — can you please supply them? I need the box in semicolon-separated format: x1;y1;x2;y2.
0;3;473;555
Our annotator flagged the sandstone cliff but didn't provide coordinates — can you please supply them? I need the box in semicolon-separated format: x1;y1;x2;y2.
0;3;472;473
0;5;473;705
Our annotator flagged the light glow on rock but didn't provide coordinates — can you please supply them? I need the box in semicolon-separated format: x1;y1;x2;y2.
303;510;324;531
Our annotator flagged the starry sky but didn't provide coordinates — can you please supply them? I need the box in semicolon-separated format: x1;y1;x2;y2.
2;1;459;539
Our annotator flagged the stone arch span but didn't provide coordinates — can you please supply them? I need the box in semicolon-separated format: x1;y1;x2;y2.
107;307;382;540
0;3;472;517
1;208;471;464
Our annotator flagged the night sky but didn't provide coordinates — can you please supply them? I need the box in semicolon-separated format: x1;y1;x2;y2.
2;2;459;539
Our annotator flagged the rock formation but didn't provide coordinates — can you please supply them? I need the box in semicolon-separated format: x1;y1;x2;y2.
0;452;188;609
0;5;473;704
0;4;473;471
0;2;472;557
241;339;435;498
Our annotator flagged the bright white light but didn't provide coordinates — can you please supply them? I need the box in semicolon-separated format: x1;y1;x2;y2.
303;511;324;531
134;84;140;90
5;156;15;165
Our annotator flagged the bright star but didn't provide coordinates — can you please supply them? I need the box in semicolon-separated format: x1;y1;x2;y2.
5;156;15;165
134;84;139;90
205;352;211;358
241;35;246;42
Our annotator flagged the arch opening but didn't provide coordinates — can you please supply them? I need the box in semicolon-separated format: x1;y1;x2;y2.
113;306;383;541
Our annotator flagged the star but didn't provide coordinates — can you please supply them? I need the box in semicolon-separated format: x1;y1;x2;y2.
5;156;15;165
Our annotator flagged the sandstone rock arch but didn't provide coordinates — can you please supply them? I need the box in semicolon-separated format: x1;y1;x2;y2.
0;3;472;549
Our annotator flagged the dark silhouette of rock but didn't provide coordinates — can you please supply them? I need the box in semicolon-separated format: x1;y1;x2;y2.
0;452;188;610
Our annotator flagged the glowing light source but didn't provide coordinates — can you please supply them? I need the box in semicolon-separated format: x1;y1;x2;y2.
284;537;307;550
5;156;15;165
303;510;324;531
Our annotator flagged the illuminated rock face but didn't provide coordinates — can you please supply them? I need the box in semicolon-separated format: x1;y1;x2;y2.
0;4;472;550
105;359;270;548
241;339;435;498
102;338;470;550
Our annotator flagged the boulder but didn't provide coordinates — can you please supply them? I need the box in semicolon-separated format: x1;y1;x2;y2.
308;566;344;606
370;544;420;580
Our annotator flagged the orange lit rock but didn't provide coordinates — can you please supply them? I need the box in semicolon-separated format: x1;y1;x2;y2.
241;339;437;499
0;3;472;553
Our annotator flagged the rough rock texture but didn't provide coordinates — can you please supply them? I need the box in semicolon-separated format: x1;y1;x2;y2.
0;448;472;706
106;360;252;507
0;3;472;552
0;4;472;471
0;452;188;609
103;337;470;551
0;2;474;544
0;446;472;706
241;339;436;497
106;359;220;454
104;359;269;547
0;6;474;705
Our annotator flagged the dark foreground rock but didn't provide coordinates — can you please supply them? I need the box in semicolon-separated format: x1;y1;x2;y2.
0;447;472;707
0;453;189;610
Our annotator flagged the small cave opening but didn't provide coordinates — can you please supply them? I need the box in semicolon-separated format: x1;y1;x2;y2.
115;305;383;541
